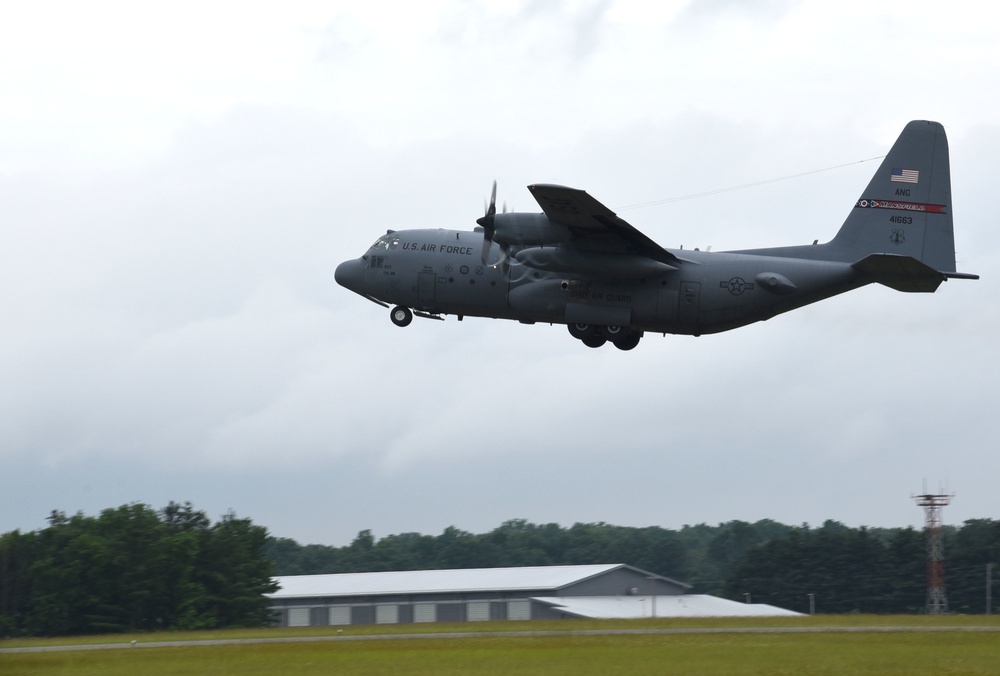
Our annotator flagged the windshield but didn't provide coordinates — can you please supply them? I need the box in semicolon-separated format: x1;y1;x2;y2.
370;234;399;251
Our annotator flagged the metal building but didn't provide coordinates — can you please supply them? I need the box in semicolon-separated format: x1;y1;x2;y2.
268;563;799;627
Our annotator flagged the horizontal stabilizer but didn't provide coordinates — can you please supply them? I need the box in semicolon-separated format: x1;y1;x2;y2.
852;254;946;293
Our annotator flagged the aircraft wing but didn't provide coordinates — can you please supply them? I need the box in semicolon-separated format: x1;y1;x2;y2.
527;184;683;265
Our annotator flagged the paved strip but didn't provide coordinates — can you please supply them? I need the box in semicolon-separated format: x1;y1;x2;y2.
3;625;1000;654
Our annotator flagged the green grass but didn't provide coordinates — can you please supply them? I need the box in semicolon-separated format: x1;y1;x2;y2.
3;617;1000;675
3;613;1000;648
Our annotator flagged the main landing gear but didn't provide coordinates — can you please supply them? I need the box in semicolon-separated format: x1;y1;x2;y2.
567;323;642;350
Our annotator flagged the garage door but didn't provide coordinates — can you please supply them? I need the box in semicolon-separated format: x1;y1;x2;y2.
328;605;351;626
287;607;311;627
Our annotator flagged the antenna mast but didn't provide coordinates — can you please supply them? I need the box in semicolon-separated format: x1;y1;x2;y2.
913;490;953;614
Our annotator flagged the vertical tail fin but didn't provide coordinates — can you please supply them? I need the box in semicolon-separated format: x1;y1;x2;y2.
832;120;957;273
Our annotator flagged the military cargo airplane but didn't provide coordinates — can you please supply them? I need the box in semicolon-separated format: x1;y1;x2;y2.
336;120;977;350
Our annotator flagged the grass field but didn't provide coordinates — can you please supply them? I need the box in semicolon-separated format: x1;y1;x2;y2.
4;616;1000;675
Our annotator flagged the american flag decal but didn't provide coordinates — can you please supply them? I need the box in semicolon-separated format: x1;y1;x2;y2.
891;167;919;184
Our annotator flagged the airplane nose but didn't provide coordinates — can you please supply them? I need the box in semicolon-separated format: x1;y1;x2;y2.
335;259;365;295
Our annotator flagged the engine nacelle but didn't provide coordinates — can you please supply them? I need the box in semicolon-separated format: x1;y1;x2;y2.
491;213;573;246
515;247;677;278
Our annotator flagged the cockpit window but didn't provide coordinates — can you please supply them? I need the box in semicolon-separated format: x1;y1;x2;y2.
371;235;400;250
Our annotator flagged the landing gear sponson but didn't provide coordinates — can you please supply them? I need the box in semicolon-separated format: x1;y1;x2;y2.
388;306;641;350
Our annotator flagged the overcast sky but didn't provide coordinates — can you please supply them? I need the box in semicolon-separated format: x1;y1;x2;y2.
2;1;997;548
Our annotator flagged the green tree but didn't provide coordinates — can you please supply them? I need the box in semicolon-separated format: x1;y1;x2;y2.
947;519;1000;613
884;527;924;613
724;525;931;614
434;526;495;569
0;530;36;636
1;502;277;635
194;511;278;629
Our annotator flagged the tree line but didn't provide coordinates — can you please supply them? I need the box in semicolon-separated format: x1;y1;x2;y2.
266;517;1000;615
4;509;997;636
723;518;999;614
0;502;276;636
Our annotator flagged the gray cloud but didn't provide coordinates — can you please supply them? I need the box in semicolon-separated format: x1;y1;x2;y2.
1;3;996;546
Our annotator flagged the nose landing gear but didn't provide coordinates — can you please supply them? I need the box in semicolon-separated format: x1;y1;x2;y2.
390;306;413;327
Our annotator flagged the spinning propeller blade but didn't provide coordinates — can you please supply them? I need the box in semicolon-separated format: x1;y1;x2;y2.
477;180;498;264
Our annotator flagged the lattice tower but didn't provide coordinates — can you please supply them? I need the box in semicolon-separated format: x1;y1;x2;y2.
913;492;952;614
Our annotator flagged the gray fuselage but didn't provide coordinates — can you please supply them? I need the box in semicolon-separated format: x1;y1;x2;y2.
335;228;865;336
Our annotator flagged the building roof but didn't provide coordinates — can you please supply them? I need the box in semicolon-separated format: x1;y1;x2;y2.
269;564;681;599
533;595;803;619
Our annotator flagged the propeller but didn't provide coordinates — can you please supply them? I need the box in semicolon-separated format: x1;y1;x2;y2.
478;180;498;265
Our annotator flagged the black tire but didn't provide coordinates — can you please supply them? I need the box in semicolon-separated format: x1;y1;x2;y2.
390;306;413;327
567;323;592;340
613;333;642;351
581;335;607;348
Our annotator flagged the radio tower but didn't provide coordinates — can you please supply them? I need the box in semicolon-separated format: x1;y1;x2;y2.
913;491;953;614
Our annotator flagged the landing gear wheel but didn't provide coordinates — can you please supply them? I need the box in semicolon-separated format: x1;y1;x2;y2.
613;332;642;351
603;325;625;340
582;336;607;348
568;323;592;340
390;306;413;327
